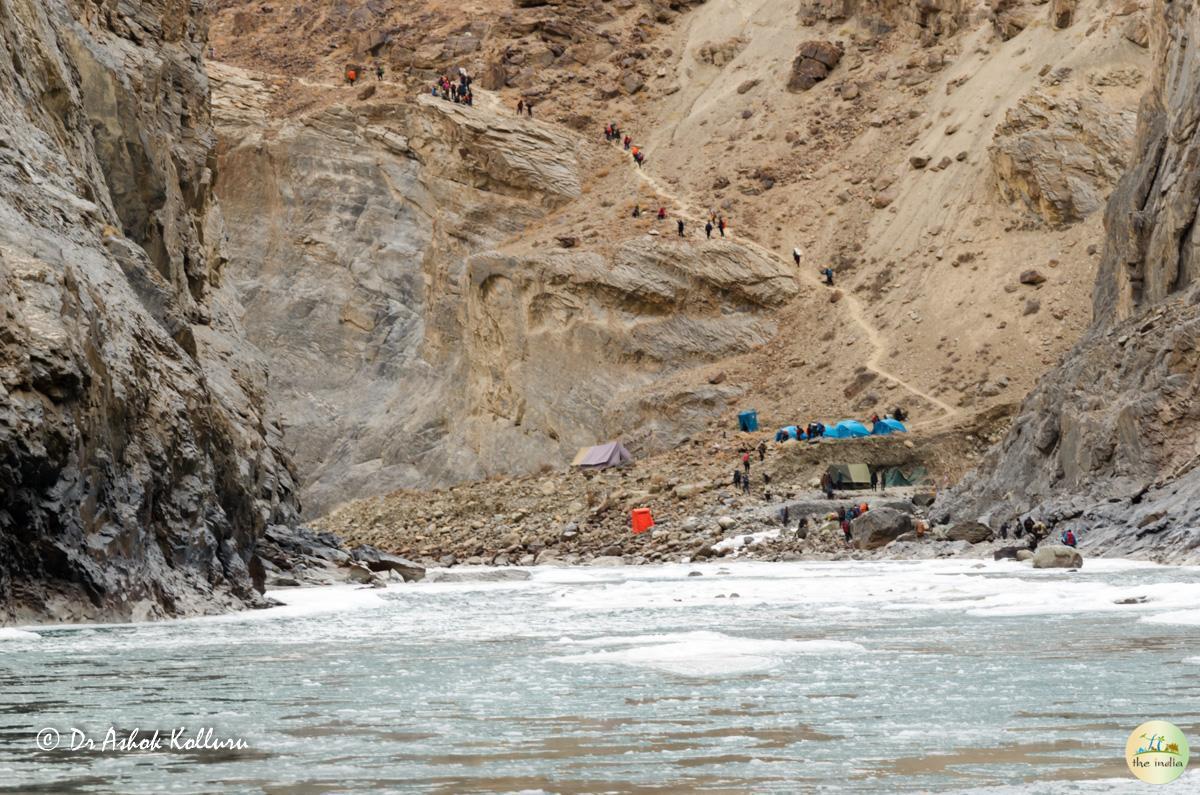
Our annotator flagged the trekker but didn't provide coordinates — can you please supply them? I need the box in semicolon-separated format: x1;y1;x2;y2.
757;441;766;462
677;219;685;237
635;151;644;168
1023;516;1035;537
624;135;631;150
841;518;852;545
742;474;751;495
346;68;358;85
793;248;801;266
1062;529;1077;547
718;217;726;237
742;452;750;475
869;469;878;492
657;207;666;221
999;521;1009;540
782;506;790;526
375;64;384;80
632;205;641;218
705;221;714;239
733;469;742;488
822;266;834;286
526;102;533;117
517;99;524;115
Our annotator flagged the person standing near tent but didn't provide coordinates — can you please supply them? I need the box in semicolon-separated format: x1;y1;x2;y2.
820;471;834;500
870;468;879;491
677;219;685;237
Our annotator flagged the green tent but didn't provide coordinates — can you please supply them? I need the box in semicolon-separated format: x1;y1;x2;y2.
827;464;872;489
882;465;928;487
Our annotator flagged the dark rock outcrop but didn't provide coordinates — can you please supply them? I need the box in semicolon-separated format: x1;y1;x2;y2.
944;0;1200;562
0;1;298;623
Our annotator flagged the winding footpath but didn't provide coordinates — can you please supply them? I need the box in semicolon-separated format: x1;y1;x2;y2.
631;166;961;427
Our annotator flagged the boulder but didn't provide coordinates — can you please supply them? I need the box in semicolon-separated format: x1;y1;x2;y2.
912;492;937;507
351;545;426;581
1016;549;1034;562
797;40;843;68
1019;269;1047;285
717;516;737;530
946;521;993;544
850;507;913;550
1032;545;1083;569
346;563;377;584
993;545;1022;560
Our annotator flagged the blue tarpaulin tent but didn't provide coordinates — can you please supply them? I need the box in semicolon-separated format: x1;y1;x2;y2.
738;410;759;432
826;420;871;439
872;418;907;435
775;425;800;442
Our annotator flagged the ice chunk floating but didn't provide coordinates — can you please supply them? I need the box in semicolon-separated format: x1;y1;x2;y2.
2;559;1199;792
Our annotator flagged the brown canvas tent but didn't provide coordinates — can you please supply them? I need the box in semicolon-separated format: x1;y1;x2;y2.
571;441;633;469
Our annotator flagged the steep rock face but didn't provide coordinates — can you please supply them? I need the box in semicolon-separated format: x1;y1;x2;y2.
990;90;1136;226
945;0;1200;559
0;1;297;622
215;68;794;514
463;239;798;466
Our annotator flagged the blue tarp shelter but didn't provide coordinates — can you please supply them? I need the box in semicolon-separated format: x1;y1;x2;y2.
872;418;907;435
775;425;800;442
738;410;759;432
826;420;871;439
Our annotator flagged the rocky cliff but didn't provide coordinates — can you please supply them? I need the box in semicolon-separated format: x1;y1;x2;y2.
944;0;1200;559
0;0;298;622
213;67;797;514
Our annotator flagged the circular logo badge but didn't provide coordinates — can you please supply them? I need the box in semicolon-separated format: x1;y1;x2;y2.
1126;720;1189;784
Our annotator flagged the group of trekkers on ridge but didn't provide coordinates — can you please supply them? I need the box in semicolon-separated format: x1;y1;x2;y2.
432;70;473;105
345;63;386;85
515;98;534;117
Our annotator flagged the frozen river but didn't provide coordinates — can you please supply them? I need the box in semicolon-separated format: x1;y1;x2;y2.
2;559;1199;792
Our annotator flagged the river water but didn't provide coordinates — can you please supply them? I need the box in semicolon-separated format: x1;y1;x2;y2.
2;559;1199;793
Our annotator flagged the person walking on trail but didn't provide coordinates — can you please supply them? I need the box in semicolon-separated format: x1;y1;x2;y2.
632;204;641;218
657;207;666;221
346;67;358;86
526;102;533;117
635;151;644;168
516;99;524;115
705;220;714;239
677;219;685;237
757;440;766;462
718;217;726;237
742;474;751;495
375;64;384;81
741;452;750;475
733;469;742;489
822;266;834;286
604;124;612;141
624;135;631;150
793;248;802;266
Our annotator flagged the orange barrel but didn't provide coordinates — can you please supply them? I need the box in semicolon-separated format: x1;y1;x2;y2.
631;508;654;534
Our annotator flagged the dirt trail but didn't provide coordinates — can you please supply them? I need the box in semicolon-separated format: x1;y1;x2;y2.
631;165;960;425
